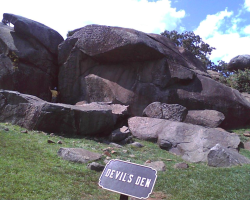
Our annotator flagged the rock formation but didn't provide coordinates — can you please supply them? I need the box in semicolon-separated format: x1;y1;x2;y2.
0;90;128;136
184;110;225;128
128;117;240;163
207;144;250;167
58;24;250;128
0;13;63;101
228;54;250;71
142;102;187;122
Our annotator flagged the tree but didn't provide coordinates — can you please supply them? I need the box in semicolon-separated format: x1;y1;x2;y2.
161;30;215;70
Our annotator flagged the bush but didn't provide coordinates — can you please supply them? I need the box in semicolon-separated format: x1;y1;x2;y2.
225;69;250;93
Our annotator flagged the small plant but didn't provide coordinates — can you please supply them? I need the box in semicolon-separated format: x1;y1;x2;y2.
8;51;19;71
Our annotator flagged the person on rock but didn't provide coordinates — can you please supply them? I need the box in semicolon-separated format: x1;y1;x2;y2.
49;87;59;103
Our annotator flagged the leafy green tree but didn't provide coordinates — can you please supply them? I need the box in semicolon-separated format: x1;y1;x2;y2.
161;30;215;69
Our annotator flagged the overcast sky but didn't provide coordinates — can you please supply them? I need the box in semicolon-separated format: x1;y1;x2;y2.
1;0;250;63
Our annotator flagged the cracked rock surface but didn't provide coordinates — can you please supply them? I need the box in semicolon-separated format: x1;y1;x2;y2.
128;117;240;163
0;14;63;101
0;90;128;136
58;24;250;128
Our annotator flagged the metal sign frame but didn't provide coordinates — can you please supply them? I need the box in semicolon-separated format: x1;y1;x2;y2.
99;159;157;199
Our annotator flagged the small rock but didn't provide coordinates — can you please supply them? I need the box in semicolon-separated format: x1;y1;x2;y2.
166;159;173;161
109;126;131;142
145;160;151;163
122;150;128;153
129;154;136;158
21;130;28;133
110;143;123;148
106;156;111;160
47;139;55;144
243;133;250;137
58;148;102;163
130;142;144;148
4;128;9;131
174;162;189;169
50;133;55;136
145;161;166;171
57;140;63;144
87;162;105;172
120;136;134;145
111;150;117;154
103;151;111;157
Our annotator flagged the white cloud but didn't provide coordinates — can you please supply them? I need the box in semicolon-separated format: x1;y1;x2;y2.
0;0;185;38
194;8;250;63
206;33;250;62
244;0;250;11
243;25;250;34
194;9;233;39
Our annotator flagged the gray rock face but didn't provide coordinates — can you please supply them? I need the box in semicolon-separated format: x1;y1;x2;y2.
0;90;128;136
128;117;240;163
58;24;250;128
207;144;250;167
144;161;166;171
3;13;63;54
0;14;63;101
184;110;225;128
142;102;187;122
228;54;250;71
57;148;102;163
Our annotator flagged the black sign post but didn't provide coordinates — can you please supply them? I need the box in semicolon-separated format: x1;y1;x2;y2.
99;159;157;199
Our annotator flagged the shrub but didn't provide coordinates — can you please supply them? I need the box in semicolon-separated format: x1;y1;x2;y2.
226;69;250;93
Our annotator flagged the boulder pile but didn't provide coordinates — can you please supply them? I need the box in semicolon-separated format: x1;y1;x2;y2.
1;14;250;166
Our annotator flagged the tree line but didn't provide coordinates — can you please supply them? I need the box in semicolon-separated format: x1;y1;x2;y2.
161;30;250;93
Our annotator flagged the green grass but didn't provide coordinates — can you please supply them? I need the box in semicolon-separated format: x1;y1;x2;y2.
0;123;250;200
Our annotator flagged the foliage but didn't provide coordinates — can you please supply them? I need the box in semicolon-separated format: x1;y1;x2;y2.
1;123;250;199
226;69;250;93
161;30;250;93
8;51;19;71
161;30;215;69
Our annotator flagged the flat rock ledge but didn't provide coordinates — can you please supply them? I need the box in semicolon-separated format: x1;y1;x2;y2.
0;90;128;136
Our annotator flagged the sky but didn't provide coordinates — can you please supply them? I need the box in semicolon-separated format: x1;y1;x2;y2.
0;0;250;63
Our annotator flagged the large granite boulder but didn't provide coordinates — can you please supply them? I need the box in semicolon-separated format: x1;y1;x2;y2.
128;117;240;163
228;54;250;71
0;90;128;136
58;24;250;128
0;14;64;101
207;144;250;167
184;110;225;128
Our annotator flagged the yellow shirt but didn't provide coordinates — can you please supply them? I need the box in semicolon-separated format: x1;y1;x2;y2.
50;90;59;98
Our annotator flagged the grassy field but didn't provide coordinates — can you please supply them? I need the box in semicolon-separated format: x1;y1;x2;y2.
0;123;250;200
